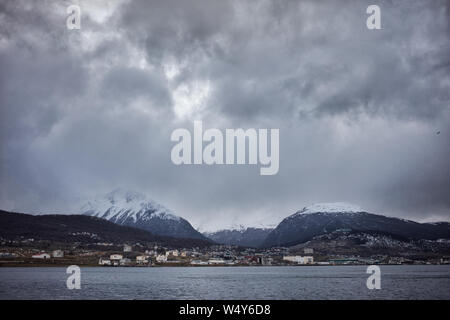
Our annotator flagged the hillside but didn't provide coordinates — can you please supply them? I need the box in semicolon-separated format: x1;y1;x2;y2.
0;210;213;248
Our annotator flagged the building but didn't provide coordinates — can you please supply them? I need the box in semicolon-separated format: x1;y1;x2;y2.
110;254;123;260
120;258;132;266
181;251;189;257
283;255;314;264
156;254;167;263
52;250;64;258
136;255;150;264
99;258;111;265
166;250;179;257
109;254;123;266
440;256;450;264
304;248;314;254
261;257;273;266
208;258;226;264
32;253;51;259
123;245;132;252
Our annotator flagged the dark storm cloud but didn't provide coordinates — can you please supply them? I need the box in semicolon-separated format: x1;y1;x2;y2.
0;0;449;230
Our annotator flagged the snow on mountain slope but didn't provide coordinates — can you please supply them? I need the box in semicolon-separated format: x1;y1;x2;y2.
81;189;207;240
263;202;450;247
81;189;180;223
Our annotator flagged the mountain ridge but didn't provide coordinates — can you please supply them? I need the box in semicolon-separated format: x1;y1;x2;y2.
203;227;273;248
0;210;213;248
262;203;450;247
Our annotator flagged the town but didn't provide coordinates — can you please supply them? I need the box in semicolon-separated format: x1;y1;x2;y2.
1;238;449;267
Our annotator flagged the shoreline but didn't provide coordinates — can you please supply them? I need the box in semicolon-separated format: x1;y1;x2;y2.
0;262;444;268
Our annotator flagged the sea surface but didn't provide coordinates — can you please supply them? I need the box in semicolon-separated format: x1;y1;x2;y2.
0;265;449;300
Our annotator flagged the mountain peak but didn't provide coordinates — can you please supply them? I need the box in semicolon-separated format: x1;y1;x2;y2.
81;189;180;223
80;189;207;240
297;202;363;214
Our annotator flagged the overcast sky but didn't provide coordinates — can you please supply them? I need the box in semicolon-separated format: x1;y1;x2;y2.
0;0;449;231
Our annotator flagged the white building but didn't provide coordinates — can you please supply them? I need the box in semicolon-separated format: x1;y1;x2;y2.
283;255;314;264
99;258;111;265
123;245;132;252
110;254;123;260
145;250;157;256
166;250;179;257
52;250;64;258
304;248;314;254
32;253;51;259
156;254;167;263
136;255;150;264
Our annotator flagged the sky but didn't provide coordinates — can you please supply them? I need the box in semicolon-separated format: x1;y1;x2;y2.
0;0;449;231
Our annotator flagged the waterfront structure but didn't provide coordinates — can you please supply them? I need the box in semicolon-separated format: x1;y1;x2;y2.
136;255;150;264
208;258;226;264
261;257;273;265
283;255;314;264
156;254;167;263
120;258;132;266
52;250;64;258
32;253;51;259
99;257;111;265
110;254;123;266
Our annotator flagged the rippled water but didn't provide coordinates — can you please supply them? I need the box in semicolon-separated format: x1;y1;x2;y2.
0;265;449;299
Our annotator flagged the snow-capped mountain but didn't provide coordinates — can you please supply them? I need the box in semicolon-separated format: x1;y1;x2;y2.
203;227;273;248
81;189;207;240
262;202;450;247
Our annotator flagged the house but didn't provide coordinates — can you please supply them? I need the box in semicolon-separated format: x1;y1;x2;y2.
52;250;64;258
440;256;450;264
32;253;51;259
136;255;150;264
283;255;314;264
261;257;273;266
123;245;132;252
110;254;123;266
156;254;167;263
304;248;314;254
99;257;111;265
110;254;123;260
166;250;179;257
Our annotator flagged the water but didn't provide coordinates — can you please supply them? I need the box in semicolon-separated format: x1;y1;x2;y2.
0;265;449;299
